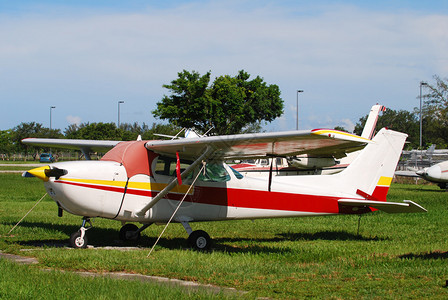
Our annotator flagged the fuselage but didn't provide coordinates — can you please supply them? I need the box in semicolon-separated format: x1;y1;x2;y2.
42;157;367;224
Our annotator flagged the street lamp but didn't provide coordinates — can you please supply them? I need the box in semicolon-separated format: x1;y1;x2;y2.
50;106;56;130
296;90;304;130
419;82;427;149
118;100;125;127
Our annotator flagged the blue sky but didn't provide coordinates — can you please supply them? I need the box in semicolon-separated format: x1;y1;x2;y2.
1;0;447;133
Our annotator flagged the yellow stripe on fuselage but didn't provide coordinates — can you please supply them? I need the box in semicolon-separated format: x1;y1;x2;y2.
59;177;127;187
58;178;192;194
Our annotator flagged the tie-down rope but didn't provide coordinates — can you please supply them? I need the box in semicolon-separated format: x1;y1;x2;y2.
147;161;206;257
7;193;47;235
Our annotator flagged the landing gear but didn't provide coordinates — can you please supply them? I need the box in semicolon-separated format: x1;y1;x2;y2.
181;221;212;251
70;231;88;248
119;224;140;241
188;230;211;251
69;217;92;249
119;223;152;242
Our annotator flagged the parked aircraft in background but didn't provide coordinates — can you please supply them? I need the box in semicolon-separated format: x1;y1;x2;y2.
233;104;386;177
22;127;425;250
396;160;448;190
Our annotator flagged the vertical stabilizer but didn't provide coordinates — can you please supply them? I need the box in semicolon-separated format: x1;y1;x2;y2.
337;128;407;202
361;104;386;140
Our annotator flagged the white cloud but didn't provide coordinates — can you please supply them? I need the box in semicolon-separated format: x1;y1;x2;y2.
66;115;82;125
340;118;355;133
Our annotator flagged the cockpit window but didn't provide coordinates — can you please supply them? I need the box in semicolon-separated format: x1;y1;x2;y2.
199;163;231;182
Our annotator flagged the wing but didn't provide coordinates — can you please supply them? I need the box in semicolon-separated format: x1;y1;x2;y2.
145;129;372;160
394;170;419;178
21;138;121;153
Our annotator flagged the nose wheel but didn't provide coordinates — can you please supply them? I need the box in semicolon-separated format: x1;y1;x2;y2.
70;230;88;248
69;217;92;249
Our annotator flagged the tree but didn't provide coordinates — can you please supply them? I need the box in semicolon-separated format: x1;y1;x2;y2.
420;75;448;148
152;70;284;135
0;130;14;159
65;122;124;140
12;122;63;157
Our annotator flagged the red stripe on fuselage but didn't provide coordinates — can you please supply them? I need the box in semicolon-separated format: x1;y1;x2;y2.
54;179;356;213
55;180;391;213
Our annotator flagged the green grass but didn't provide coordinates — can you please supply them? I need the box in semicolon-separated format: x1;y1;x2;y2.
0;259;233;300
0;160;40;164
1;173;448;299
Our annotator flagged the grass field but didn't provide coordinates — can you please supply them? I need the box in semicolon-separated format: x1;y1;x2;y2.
1;172;448;299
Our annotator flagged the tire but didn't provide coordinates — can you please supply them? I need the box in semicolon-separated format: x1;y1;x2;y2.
119;224;141;241
188;230;211;251
69;231;88;249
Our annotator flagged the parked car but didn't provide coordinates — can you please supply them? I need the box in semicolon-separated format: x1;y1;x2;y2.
39;153;55;163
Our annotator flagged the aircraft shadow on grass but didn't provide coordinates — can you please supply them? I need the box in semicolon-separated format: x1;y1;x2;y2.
4;221;385;253
399;251;448;260
278;230;386;242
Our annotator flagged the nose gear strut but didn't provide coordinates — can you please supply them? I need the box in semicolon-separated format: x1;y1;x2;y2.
69;217;93;249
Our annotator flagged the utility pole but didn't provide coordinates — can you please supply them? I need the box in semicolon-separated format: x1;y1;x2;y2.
296;90;303;130
118;100;124;127
419;82;427;149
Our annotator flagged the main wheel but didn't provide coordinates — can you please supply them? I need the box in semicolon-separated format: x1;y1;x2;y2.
119;224;141;241
69;231;88;249
188;230;211;251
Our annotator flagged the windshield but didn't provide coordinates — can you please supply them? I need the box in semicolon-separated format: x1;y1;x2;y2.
199;163;231;182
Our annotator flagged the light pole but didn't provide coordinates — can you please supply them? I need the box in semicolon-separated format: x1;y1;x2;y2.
419;82;427;149
50;106;56;130
296;90;304;130
118;100;124;127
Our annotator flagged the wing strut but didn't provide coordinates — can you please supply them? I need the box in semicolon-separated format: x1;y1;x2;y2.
134;146;214;217
268;158;273;192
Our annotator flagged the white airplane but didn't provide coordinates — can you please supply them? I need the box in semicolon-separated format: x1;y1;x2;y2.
22;127;425;250
416;161;448;190
396;160;448;190
233;104;386;176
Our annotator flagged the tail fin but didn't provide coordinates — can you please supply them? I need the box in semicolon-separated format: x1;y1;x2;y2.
426;144;436;158
337;128;407;202
360;104;386;140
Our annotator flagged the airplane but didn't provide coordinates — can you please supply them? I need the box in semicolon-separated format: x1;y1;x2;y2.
396;160;448;190
22;127;426;250
232;104;386;176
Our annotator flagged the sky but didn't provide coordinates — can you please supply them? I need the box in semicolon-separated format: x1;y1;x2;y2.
1;0;447;134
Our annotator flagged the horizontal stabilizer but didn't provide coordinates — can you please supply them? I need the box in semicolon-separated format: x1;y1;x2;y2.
338;199;427;213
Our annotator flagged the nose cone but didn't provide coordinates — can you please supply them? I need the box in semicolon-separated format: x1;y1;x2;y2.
24;166;50;181
426;165;442;181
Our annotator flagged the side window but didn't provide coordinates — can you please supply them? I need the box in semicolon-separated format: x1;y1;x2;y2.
155;156;193;179
199;163;231;182
155;157;174;176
